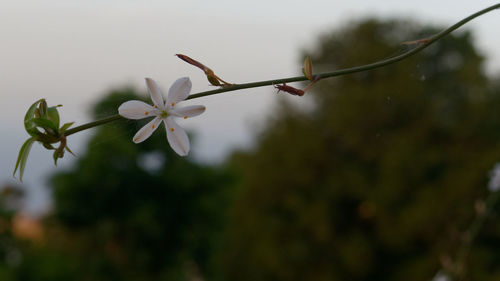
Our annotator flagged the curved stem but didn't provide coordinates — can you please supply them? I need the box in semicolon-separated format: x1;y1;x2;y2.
60;3;500;136
186;3;500;101
64;114;122;137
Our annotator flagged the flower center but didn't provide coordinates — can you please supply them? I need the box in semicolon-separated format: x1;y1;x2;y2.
160;110;168;118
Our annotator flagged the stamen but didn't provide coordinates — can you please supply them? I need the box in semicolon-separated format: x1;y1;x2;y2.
145;111;149;115
170;128;175;132
152;124;155;129
171;102;175;107
154;105;157;108
184;116;188;119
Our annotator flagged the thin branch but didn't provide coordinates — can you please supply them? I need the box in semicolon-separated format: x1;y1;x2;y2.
60;3;500;135
186;3;500;101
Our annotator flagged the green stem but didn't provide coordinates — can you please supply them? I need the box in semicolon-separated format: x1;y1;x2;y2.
61;3;500;135
64;114;122;137
186;3;500;101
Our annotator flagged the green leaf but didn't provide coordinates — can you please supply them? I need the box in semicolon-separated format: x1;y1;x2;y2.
32;117;58;132
24;99;44;137
65;144;76;156
13;137;36;182
59;122;75;134
47;106;60;129
53;150;59;166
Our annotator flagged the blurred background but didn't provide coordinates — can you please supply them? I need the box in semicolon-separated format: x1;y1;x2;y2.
1;0;500;280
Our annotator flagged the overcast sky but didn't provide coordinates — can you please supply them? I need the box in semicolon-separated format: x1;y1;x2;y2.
1;0;500;215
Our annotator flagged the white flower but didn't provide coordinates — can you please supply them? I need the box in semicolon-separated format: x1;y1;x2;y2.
118;77;205;156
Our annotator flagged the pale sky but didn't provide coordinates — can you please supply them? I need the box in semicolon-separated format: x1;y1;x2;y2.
1;0;500;214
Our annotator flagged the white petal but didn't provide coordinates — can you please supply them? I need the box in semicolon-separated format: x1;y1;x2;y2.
164;117;190;156
167;77;191;107
170;105;206;119
118;100;155;120
133;117;162;143
145;78;165;109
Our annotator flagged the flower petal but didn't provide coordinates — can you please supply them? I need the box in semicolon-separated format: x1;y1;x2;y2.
167;77;191;107
170;105;206;119
133;117;162;143
145;78;165;109
164;117;190;156
118;100;156;120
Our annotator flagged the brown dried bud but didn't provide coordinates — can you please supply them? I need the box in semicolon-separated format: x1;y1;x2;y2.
176;53;234;87
274;83;305;96
176;54;211;73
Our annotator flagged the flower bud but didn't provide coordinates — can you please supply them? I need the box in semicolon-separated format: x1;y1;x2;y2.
274;83;305;96
302;57;313;81
176;53;233;87
207;75;222;87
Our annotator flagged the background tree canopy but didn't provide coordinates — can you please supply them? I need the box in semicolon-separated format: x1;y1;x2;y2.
47;89;233;281
221;19;500;281
1;18;500;281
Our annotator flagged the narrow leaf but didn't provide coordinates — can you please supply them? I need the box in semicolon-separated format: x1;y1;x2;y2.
65;145;76;156
53;150;59;166
13;137;36;182
59;122;74;134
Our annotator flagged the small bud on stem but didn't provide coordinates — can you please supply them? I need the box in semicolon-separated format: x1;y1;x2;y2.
274;83;305;96
176;54;234;87
303;57;313;81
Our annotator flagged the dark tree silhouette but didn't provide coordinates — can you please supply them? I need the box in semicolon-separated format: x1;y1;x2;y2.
221;19;500;281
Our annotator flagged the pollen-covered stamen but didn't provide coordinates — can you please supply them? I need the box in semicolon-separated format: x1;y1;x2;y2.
170;128;175;132
145;111;149;115
171;102;175;107
184;116;188;119
152;124;155;129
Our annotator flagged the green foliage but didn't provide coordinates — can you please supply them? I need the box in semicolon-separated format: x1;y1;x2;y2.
15;99;75;180
221;19;500;281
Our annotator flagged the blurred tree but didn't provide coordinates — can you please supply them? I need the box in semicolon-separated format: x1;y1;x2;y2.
44;88;233;281
0;185;83;281
221;19;500;281
0;185;23;280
